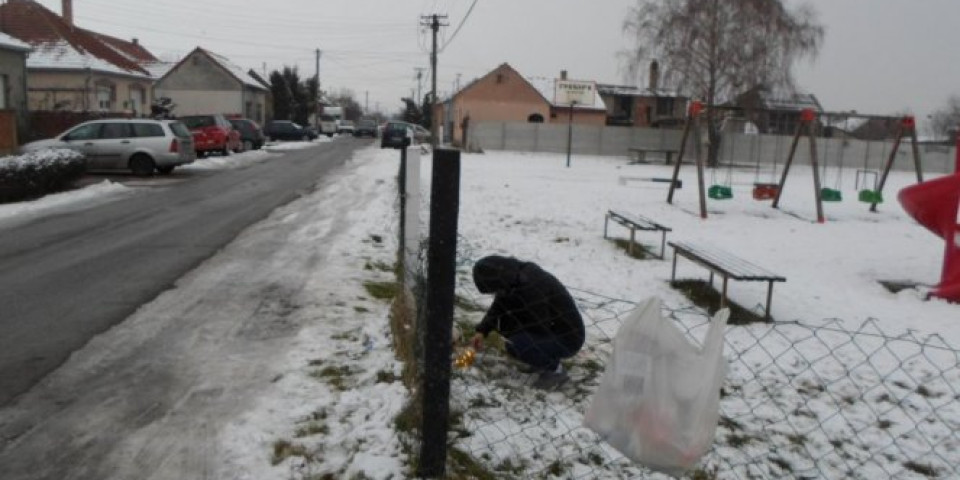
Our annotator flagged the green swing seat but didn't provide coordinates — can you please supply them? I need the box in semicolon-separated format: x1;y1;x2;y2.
820;188;842;202
708;185;733;200
858;189;884;204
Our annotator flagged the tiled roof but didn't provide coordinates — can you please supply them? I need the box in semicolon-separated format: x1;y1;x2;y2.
0;0;151;77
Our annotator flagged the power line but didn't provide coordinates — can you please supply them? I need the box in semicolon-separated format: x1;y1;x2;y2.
441;0;479;51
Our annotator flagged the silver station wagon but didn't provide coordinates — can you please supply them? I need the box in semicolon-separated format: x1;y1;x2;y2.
21;119;197;176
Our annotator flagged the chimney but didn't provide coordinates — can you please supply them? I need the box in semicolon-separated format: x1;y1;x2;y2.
560;70;568;81
132;38;139;46
649;60;660;91
62;0;73;27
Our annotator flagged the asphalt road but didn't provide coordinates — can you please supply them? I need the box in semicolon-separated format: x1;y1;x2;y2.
0;138;365;407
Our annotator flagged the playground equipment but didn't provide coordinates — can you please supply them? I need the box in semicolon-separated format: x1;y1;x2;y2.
867;116;924;212
666;101;710;218
771;108;830;222
897;136;960;302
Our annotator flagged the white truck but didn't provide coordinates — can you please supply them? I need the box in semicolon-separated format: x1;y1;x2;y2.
319;105;342;137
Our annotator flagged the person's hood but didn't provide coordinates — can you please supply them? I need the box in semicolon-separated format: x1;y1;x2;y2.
473;255;524;294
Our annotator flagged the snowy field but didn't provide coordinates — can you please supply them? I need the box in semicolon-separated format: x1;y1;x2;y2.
3;144;957;479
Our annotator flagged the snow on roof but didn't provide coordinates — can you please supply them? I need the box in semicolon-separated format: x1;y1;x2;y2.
0;31;31;52
203;49;268;90
596;83;682;98
27;41;151;78
526;76;605;110
142;61;176;79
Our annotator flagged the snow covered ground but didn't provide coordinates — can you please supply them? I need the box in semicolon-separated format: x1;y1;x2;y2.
2;144;957;479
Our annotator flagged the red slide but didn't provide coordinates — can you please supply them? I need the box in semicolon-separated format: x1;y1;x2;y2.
898;161;960;302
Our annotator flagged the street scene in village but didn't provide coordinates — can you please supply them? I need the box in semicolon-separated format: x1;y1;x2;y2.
0;0;958;479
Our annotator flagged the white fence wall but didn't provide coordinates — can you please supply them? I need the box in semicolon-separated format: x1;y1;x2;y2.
470;122;957;174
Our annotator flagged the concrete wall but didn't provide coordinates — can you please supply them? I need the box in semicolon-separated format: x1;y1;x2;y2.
158;53;237;90
154;90;239;117
470;122;957;174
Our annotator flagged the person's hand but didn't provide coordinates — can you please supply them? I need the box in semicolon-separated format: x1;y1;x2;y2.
470;333;484;351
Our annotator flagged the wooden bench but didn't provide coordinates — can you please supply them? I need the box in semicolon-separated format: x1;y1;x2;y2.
668;241;786;319
628;147;679;165
604;210;672;259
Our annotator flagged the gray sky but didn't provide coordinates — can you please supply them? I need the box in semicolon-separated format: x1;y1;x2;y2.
34;0;960;129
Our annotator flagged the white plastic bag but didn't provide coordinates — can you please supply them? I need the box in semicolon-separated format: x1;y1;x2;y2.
583;297;729;477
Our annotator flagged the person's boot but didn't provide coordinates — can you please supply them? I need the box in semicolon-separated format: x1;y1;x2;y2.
533;364;569;390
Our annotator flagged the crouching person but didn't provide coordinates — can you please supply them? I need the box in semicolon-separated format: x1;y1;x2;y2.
469;255;585;389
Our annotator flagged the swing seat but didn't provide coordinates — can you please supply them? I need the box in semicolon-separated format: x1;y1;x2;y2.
858;189;884;204
820;188;843;202
708;185;733;200
752;183;779;200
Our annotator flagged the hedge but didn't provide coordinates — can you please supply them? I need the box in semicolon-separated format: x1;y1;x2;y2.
0;149;86;203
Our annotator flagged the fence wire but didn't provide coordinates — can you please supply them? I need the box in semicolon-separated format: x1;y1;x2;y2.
445;251;960;479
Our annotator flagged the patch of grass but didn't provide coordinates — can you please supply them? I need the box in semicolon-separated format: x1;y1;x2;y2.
669;279;770;325
363;281;399;301
393;400;421;434
307;359;324;366
689;466;720;480
553;236;570;243
769;456;793;473
494;457;527;475
353;306;371;313
545;459;568;476
877;419;893;429
447;447;498;480
376;370;397;383
608;238;652;260
364;260;394;272
725;433;756;448
271;439;313;465
310;365;352;391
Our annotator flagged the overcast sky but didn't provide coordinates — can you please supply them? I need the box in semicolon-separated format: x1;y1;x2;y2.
33;0;960;130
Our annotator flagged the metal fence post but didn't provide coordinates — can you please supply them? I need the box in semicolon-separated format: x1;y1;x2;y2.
417;148;461;478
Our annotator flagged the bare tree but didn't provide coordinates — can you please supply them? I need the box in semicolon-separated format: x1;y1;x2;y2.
623;0;824;163
929;95;960;141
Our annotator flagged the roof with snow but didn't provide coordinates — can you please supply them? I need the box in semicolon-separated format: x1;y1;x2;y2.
0;31;30;52
163;47;267;91
526;76;605;111
596;83;683;99
0;0;153;77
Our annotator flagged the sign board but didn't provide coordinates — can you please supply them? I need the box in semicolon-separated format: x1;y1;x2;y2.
555;80;596;107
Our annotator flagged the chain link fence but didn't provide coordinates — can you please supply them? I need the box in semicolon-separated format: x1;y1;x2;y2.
442;250;960;479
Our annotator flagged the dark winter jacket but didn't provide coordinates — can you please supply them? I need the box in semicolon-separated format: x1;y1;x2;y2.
473;255;585;352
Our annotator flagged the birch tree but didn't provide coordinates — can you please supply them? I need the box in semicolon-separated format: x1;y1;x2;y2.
623;0;824;163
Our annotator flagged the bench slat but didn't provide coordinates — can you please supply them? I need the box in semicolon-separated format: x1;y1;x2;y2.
669;241;785;282
607;210;671;232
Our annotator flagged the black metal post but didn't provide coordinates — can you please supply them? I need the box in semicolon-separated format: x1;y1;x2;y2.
417;148;461;478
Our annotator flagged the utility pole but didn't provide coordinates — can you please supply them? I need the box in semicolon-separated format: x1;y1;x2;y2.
421;14;448;148
314;48;321;128
455;73;461;92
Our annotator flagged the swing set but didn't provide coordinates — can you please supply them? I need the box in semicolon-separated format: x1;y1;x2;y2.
666;102;926;222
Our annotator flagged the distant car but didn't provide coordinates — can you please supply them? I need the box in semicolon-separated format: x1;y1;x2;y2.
319;114;338;137
20;118;197;176
380;121;413;149
263;120;318;142
179;114;241;157
337;120;355;135
413;125;431;144
354;118;378;138
229;118;265;151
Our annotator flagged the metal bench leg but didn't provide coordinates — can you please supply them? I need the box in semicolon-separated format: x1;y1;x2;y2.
721;276;729;310
629;228;636;256
765;281;774;320
709;271;714;286
671;249;678;285
603;214;609;239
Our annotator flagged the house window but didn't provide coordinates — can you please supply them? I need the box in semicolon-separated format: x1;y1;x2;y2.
246;101;253;119
656;97;675;116
527;113;544;123
95;81;116;111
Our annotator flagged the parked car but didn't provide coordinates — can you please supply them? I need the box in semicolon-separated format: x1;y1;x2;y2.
380;121;413;149
179;114;241;157
336;120;355;135
263;120;318;142
354;118;378;138
21;118;197;176
413;125;431;144
228;118;265;151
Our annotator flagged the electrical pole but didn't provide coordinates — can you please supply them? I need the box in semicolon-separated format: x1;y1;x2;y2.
314;48;321;128
365;90;369;114
455;73;461;92
421;14;448;148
